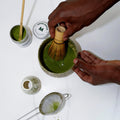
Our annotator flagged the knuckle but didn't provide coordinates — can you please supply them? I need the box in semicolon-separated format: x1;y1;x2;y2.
89;79;97;85
58;1;66;7
92;82;98;86
48;14;52;20
48;20;52;27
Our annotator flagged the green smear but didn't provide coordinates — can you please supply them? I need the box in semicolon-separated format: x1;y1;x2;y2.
53;102;60;111
39;38;77;73
49;102;60;113
10;25;26;41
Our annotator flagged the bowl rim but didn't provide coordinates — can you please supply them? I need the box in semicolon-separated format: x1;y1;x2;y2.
38;37;77;77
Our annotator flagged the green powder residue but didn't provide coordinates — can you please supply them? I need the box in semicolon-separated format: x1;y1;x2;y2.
10;25;26;41
53;102;60;111
41;39;77;73
49;102;60;113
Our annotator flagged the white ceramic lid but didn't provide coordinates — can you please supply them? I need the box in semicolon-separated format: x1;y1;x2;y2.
33;21;49;39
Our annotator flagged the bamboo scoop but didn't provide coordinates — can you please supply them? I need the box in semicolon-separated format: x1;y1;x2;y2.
19;0;25;41
48;26;66;61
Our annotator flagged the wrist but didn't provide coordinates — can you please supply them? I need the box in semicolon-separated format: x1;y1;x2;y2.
112;68;120;84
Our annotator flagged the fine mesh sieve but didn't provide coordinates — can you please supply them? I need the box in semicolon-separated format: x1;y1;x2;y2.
17;92;71;120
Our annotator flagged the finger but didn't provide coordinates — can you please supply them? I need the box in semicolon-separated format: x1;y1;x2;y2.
73;67;92;84
48;9;57;21
63;23;83;41
81;50;104;64
73;58;95;74
48;10;57;38
48;17;65;38
49;26;55;39
63;25;77;41
77;52;90;62
60;22;66;28
80;50;94;64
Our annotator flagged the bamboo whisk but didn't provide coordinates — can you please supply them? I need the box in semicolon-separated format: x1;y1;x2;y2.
19;0;25;41
48;26;66;61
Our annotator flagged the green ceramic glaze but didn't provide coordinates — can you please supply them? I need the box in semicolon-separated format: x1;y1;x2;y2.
10;25;26;41
38;38;77;74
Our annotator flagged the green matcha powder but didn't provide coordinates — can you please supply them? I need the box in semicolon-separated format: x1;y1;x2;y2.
10;25;26;41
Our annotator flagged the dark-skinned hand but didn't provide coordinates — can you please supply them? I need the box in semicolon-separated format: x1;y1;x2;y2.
73;50;120;85
48;0;119;40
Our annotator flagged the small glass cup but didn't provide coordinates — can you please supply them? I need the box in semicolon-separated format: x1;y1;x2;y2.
21;76;41;94
10;25;32;47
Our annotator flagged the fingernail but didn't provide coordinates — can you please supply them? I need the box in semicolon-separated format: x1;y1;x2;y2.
73;58;78;64
83;50;88;55
63;37;68;41
50;35;54;39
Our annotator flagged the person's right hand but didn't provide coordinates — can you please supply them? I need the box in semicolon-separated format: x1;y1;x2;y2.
48;0;118;41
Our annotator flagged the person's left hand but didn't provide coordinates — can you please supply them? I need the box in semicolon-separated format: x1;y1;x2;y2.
73;50;120;85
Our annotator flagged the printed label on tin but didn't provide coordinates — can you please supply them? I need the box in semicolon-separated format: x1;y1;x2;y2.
33;21;49;39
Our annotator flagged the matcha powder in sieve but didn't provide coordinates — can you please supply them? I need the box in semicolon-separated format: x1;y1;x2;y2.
49;102;60;113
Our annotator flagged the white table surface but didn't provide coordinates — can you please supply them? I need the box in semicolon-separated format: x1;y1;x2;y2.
0;0;120;120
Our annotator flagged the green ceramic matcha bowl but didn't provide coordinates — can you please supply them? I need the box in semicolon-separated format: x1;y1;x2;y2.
38;38;77;77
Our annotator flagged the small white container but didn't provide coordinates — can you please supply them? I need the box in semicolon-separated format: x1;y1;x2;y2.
10;25;32;47
21;76;41;94
33;21;49;39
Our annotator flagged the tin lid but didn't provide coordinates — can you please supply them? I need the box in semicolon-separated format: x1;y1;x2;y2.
33;21;49;39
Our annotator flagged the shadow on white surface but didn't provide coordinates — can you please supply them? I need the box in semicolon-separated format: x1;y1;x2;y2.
71;3;120;40
26;0;38;26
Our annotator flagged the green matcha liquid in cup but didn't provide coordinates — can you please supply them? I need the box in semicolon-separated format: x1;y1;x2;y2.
10;25;32;47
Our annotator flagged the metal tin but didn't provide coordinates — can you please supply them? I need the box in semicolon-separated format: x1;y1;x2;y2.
33;21;49;39
10;25;32;47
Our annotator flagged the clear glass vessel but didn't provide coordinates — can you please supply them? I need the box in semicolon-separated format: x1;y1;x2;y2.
21;76;41;94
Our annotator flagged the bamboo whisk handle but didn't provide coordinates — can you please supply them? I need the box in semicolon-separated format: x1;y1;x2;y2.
48;26;66;61
54;26;66;44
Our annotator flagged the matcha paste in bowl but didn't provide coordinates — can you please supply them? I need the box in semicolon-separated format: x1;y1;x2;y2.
38;38;77;74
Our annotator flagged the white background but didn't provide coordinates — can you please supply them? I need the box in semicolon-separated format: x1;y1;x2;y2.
0;0;120;120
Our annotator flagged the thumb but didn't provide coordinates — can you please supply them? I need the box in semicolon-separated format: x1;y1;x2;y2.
63;23;76;41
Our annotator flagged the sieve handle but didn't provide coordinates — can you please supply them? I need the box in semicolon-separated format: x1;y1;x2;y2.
63;93;71;101
17;107;39;120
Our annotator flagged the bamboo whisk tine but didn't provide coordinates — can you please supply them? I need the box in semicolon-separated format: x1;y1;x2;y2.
48;26;66;61
19;0;25;41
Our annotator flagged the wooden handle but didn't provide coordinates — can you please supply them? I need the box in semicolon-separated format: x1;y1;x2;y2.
19;0;25;41
54;26;66;44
